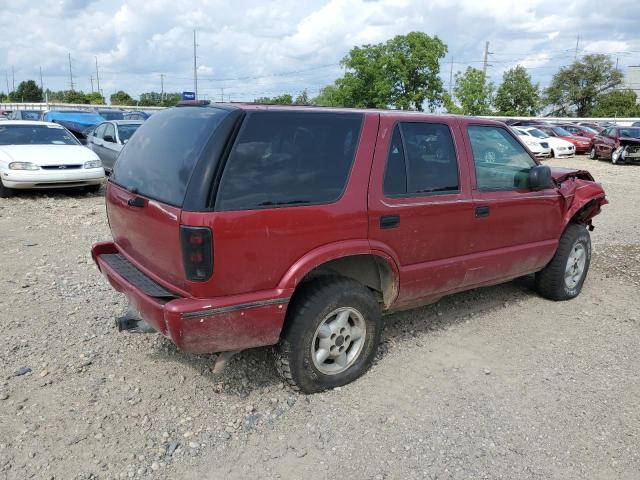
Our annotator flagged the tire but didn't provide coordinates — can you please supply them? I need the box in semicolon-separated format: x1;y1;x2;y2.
535;223;591;301
84;184;102;193
551;149;556;158
0;179;14;198
275;277;382;393
589;147;598;160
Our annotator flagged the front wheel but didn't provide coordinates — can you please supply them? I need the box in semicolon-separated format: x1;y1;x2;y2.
275;277;382;393
535;224;591;301
589;147;598;160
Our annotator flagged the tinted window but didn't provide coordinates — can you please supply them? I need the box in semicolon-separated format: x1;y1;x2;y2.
21;111;41;120
551;126;571;136
619;127;640;139
468;125;535;191
112;107;229;207
0;124;79;145
100;111;124;120
384;122;458;196
216;112;362;211
117;124;141;142
104;123;116;141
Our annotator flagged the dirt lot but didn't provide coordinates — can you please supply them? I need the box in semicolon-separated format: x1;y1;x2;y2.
0;156;638;480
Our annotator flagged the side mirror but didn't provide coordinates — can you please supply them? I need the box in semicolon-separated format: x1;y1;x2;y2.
103;134;115;143
529;164;554;191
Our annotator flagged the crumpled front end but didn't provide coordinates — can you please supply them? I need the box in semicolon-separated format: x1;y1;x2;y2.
551;168;608;228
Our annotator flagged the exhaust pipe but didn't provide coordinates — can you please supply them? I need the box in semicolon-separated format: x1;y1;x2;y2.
116;305;156;333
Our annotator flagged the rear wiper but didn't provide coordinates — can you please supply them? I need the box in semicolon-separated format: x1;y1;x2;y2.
258;200;311;206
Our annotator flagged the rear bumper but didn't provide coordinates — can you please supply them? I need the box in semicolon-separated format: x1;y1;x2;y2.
91;241;291;354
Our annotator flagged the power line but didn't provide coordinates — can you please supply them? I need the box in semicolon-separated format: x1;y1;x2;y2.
68;52;74;91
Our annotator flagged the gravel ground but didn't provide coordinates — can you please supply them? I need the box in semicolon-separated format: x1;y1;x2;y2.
0;155;638;480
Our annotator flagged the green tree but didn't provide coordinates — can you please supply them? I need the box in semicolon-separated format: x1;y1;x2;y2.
254;94;293;105
544;54;623;116
64;90;88;104
294;89;311;105
333;31;447;110
590;89;640;117
110;90;134;105
11;80;43;102
85;92;105;105
0;92;7;102
313;85;345;107
161;93;181;107
493;66;539;116
452;67;494;115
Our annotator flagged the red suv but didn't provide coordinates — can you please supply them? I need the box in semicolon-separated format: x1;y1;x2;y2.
92;105;607;393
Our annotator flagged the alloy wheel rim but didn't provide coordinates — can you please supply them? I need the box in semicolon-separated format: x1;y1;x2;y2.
565;243;587;289
311;307;366;375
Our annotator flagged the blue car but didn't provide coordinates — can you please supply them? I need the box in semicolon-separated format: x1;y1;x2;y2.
41;110;106;144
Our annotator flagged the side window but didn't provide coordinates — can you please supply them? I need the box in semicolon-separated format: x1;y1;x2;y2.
602;128;612;138
104;123;116;142
467;125;536;191
94;124;107;139
216;112;363;211
383;122;459;196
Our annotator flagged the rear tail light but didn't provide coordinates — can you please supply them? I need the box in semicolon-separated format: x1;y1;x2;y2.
180;226;213;281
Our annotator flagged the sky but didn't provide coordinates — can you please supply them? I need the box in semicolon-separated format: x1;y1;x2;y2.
1;0;640;103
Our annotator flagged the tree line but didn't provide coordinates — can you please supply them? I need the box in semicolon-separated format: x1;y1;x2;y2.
2;32;639;117
258;32;640;118
0;80;182;107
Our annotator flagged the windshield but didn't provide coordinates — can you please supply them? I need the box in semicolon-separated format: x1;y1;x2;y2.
100;111;124;120
21;111;42;120
0;124;79;145
527;128;549;139
551;127;572;136
619;127;640;139
581;126;598;134
117;123;141;142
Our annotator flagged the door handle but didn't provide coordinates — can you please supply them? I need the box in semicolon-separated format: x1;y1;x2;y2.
380;215;400;229
475;205;490;218
127;196;145;208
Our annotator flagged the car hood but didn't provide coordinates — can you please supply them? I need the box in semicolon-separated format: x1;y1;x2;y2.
548;167;594;182
568;135;590;142
619;136;640;145
544;136;574;148
0;144;99;166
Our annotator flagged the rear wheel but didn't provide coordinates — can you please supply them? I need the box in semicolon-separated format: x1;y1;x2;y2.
275;277;382;393
589;147;598;160
535;223;591;301
0;179;14;198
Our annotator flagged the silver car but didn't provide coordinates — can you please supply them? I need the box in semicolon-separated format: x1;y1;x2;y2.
87;120;142;173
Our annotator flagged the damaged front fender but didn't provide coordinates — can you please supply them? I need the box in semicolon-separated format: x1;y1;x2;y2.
552;168;608;227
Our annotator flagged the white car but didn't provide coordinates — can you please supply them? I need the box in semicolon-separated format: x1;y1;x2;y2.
512;128;552;158
0;121;105;197
514;126;575;158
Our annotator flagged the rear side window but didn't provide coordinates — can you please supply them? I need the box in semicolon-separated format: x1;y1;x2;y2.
383;122;459;196
216;112;363;211
112;107;228;207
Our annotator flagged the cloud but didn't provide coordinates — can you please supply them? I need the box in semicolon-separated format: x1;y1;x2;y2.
0;0;639;101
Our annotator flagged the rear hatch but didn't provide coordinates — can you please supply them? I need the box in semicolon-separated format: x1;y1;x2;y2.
106;106;231;294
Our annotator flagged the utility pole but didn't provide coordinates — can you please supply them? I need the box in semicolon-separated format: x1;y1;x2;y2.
11;66;15;92
615;57;619;70
95;56;101;95
574;35;580;61
89;75;94;93
5;71;9;95
39;66;44;92
68;52;75;91
193;30;198;99
449;57;454;96
482;41;490;77
160;73;164;102
220;87;225;102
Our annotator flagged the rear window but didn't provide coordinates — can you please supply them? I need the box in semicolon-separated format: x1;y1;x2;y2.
216;111;363;211
112;107;228;207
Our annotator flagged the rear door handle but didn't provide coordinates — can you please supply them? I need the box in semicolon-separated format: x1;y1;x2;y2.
127;196;145;208
380;215;400;229
475;205;490;218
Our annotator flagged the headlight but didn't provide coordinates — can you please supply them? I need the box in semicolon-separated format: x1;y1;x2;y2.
580;141;589;145
84;159;102;169
8;162;39;170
